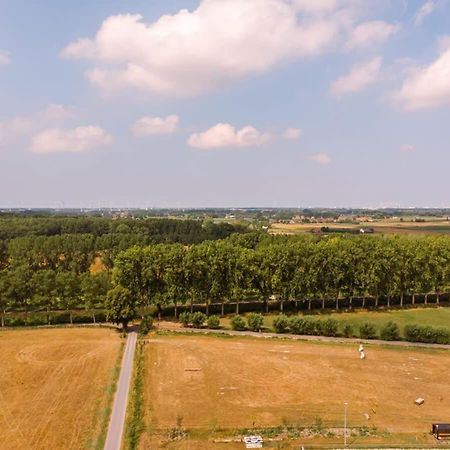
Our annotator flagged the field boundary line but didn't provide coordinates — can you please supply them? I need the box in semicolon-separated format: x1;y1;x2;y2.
152;326;450;350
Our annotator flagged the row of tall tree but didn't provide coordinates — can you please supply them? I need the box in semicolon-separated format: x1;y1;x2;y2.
113;234;450;316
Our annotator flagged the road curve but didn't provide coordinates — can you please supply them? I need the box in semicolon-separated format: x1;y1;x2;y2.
104;330;138;450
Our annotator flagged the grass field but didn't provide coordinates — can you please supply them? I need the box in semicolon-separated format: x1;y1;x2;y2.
0;327;123;450
221;307;450;338
137;334;450;449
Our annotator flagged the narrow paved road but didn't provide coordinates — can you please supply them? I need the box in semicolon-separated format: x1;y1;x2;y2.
104;330;137;450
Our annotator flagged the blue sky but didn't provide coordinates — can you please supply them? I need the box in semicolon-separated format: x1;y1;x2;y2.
1;0;450;208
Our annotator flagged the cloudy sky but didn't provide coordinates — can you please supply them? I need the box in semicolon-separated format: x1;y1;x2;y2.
1;0;450;208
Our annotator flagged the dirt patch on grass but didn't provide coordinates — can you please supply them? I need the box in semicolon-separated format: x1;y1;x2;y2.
139;334;450;448
0;327;122;450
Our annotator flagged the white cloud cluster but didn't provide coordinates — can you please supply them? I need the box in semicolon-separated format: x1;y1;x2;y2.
0;50;10;65
330;57;382;97
31;126;113;154
62;0;380;97
188;123;271;149
0;104;72;147
392;44;450;110
414;1;436;26
283;127;302;140
308;153;332;164
131;115;178;136
346;20;400;50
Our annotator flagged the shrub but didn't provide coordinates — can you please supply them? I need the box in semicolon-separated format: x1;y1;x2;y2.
207;315;220;329
247;313;264;332
320;318;339;337
273;314;290;333
404;324;450;344
302;318;318;335
139;315;154;336
179;312;191;327
230;315;246;331
359;322;378;339
191;311;207;328
289;316;306;334
380;321;400;341
342;324;354;338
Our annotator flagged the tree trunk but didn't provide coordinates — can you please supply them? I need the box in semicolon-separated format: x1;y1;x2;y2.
69;310;73;325
190;298;194;313
400;293;404;307
206;301;209;316
236;301;239;314
412;294;415;305
425;293;428;304
387;296;390;308
92;312;96;324
265;299;269;313
322;298;325;310
294;300;298;310
375;295;379;307
436;292;440;304
362;297;366;308
280;299;284;312
349;296;353;310
1;309;4;327
157;303;162;320
335;297;339;311
221;301;225;317
174;302;178;319
308;299;311;311
47;306;50;325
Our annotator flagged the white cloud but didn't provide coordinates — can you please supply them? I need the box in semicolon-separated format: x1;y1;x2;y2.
188;123;271;149
283;127;303;140
346;20;400;50
308;153;332;164
0;51;10;65
330;56;382;97
131;115;178;136
38;104;74;123
391;45;450;110
62;0;360;97
414;1;435;26
31;126;113;154
400;144;415;153
0;117;34;146
0;104;74;148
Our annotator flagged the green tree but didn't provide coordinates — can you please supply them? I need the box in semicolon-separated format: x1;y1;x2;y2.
106;285;137;329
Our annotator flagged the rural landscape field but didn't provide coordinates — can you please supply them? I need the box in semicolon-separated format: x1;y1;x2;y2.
3;0;450;448
0;328;122;450
133;334;450;449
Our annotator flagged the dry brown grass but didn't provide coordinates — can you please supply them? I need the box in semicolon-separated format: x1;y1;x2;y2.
139;334;450;448
0;327;122;450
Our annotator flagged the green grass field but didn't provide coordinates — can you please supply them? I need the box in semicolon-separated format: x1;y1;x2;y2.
221;306;450;338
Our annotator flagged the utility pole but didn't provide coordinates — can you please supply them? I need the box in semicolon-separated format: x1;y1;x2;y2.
344;401;348;448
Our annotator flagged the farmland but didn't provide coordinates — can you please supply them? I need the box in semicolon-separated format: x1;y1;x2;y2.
135;334;450;449
270;218;450;235
0;327;122;450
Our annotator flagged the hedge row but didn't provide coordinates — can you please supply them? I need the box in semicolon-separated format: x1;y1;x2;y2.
271;316;448;344
404;324;450;344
